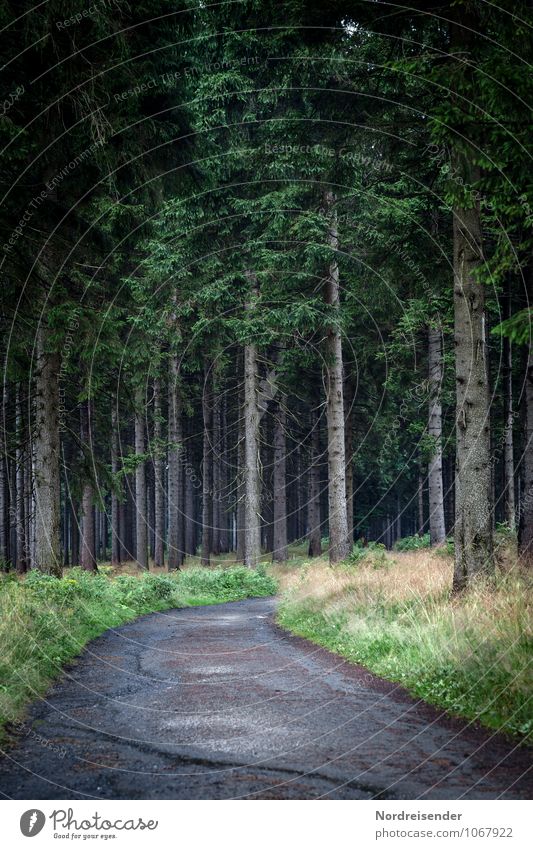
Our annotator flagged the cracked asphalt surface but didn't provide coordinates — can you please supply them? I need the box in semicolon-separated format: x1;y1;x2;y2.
0;597;531;800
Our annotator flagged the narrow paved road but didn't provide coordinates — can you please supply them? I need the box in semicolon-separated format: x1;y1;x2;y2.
0;598;531;799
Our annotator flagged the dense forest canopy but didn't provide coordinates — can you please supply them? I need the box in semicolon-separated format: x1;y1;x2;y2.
0;0;532;592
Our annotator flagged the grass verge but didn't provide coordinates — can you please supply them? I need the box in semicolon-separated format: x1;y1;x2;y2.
0;565;276;742
273;550;532;741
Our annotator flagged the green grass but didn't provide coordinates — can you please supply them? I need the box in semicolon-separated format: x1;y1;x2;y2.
274;553;533;741
0;565;276;742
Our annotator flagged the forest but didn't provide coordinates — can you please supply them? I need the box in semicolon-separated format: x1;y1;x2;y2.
2;0;532;587
0;0;532;803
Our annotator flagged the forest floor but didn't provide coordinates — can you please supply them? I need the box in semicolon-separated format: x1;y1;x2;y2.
0;544;530;799
272;545;532;741
0;594;531;799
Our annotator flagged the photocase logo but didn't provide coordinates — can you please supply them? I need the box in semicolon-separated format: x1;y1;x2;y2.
20;810;46;837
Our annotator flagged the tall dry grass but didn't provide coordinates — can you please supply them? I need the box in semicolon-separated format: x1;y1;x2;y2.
274;549;533;739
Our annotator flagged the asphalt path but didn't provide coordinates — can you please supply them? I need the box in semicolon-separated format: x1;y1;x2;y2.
0;597;531;799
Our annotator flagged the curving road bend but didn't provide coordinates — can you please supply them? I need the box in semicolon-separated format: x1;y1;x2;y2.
0;597;531;800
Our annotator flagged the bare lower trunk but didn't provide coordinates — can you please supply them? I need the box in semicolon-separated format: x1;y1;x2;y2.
111;407;121;565
502;285;516;530
24;447;32;569
395;496;401;543
323;190;349;564
33;325;62;576
80;400;96;572
168;352;183;570
148;472;155;560
201;364;213;566
70;498;80;566
418;469;425;534
307;405;322;557
135;385;148;570
263;422;274;553
0;375;7;566
117;492;125;560
219;395;230;553
298;442;308;541
453;165;493;589
99;508;107;561
344;380;354;547
2;378;12;568
15;388;27;573
243;274;261;568
153;377;165;567
272;397;288;562
236;408;245;562
428;325;446;545
184;420;196;556
125;475;135;559
81;488;95;571
211;389;221;556
520;263;533;555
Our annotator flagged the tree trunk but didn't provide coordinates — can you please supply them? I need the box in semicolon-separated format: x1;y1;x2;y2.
323;190;349;564
99;507;107;561
168;352;183;570
272;397;288;562
452;163;493;588
62;476;70;567
125;474;135;559
111;407;121;565
502;284;516;530
235;377;245;561
3;378;13;568
148;470;155;561
80;400;97;572
0;375;7;568
70;498;80;566
219;395;230;553
81;493;95;571
134;385;148;570
33;325;62;576
445;453;455;536
263;408;274;553
428;325;446;545
395;496;401;544
449;6;493;588
24;447;32;569
211;388;221;556
201;363;213;566
418;469;425;535
236;415;245;562
243;273;262;568
520;263;533;555
118;497;127;562
15;388;27;573
385;515;392;550
344;379;354;548
184;418;196;556
153;377;165;567
103;508;108;560
298;437;308;541
307;405;323;557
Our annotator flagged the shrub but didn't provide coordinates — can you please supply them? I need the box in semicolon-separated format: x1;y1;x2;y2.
177;566;276;602
394;533;431;551
346;540;389;568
